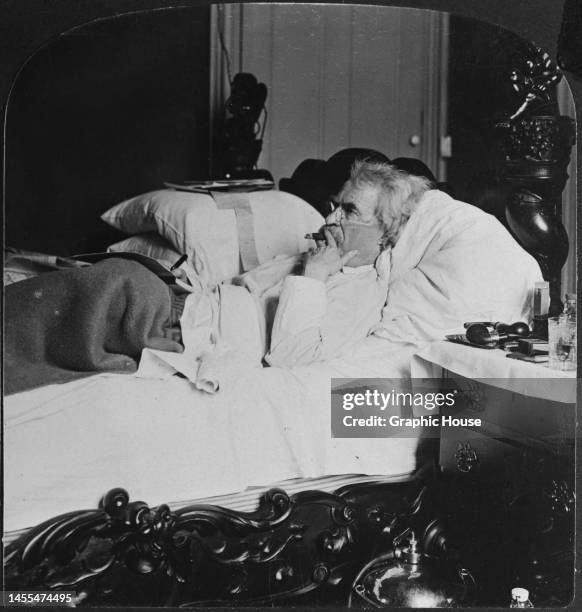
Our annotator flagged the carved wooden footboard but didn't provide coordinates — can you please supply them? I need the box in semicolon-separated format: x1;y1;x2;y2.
5;464;575;607
4;474;451;607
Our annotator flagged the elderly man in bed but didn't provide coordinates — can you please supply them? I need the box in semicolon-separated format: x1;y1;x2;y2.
144;158;542;391
5;158;542;394
267;160;542;354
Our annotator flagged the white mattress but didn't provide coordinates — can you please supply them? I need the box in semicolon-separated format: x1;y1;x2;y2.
4;336;424;533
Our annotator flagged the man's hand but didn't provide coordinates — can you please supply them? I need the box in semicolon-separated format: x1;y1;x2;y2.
304;227;358;282
314;223;343;248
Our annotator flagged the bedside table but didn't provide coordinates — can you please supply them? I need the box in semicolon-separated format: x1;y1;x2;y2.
411;341;576;606
412;340;575;482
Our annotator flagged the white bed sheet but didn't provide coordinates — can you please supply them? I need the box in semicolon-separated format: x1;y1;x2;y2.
4;336;425;533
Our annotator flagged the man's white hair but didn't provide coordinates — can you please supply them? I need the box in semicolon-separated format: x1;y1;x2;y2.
347;159;432;247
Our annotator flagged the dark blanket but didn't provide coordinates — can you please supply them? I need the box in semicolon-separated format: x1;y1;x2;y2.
4;258;184;395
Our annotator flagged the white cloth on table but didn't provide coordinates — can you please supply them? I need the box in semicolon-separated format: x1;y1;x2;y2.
411;340;576;403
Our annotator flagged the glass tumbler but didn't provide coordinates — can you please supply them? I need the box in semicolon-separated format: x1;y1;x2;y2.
547;316;577;371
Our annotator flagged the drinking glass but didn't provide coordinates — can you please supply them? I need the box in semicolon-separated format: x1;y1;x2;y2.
547;316;576;371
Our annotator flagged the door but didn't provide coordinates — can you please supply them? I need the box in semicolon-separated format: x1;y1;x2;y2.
210;3;448;184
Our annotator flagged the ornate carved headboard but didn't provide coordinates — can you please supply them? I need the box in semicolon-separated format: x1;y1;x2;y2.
495;42;576;315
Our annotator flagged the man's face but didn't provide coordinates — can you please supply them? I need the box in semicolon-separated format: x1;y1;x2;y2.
324;181;385;267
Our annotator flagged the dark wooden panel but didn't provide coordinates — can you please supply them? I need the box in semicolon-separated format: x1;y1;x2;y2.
4;7;210;255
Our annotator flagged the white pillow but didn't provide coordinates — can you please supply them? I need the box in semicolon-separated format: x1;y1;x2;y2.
106;233;197;284
101;189;324;285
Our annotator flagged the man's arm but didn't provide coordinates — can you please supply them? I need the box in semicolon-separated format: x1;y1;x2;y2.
265;229;367;367
264;275;329;366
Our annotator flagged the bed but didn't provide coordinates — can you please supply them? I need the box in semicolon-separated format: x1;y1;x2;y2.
3;186;422;524
3;3;577;607
2;183;437;604
3;138;575;606
2;177;556;604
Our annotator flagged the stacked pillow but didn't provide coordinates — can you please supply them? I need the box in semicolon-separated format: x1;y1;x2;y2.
101;189;324;286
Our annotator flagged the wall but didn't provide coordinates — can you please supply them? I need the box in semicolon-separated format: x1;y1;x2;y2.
223;4;447;183
1;1;575;117
4;6;210;254
0;1;568;100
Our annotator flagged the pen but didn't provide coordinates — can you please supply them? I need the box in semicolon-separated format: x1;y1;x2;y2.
170;254;188;271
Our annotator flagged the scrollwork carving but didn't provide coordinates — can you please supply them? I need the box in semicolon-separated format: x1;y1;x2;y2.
5;478;429;606
501;43;561;123
273;562;295;582
331;502;356;526
320;528;351;555
455;442;479;473
312;563;330;584
546;479;575;516
501;115;575;166
492;40;576;316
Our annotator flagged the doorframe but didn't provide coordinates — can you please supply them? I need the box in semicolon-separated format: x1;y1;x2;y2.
424;10;450;182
